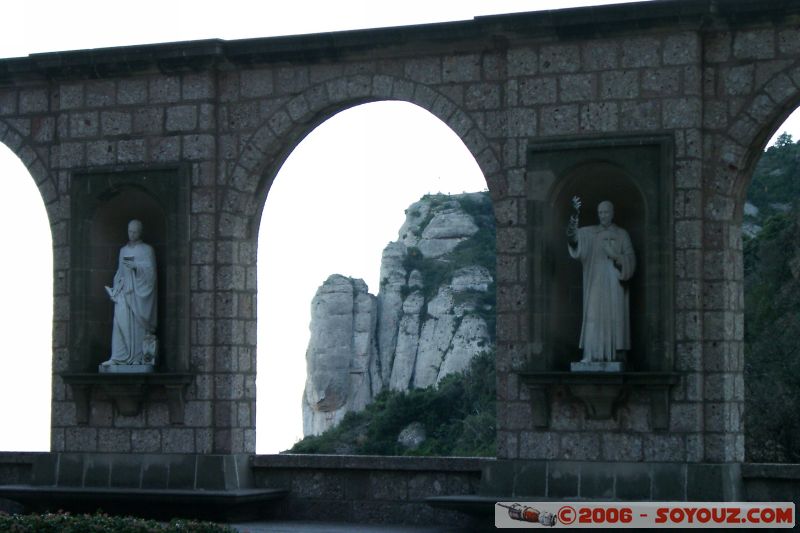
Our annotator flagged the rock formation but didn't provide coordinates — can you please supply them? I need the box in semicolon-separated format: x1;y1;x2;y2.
302;192;495;436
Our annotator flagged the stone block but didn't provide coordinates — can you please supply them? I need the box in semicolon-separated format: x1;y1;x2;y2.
580;463;614;498
149;135;181;162
149;76;181;103
183;134;215;160
286;95;310;121
539;105;578;135
182;72;215;100
547;461;580;497
508;47;537;76
215;373;245;400
405;57;441;84
643;434;686;462
560;433;600;461
675;220;701;249
109;457;140;488
602;433;643;461
641;68;680;96
621;37;661;68
615;463;651;500
519;77;557;105
139;460;168;489
100;111;132;136
600;71;639;100
70;111;98;138
465;83;500;110
86;140;115;165
19;89;48;113
133;107;163;134
85;80;115;107
57;454;85;485
443;54;480;82
669;402;702;432
579;102;618;132
733;29;775;60
164;428;195;454
117;79;147;105
291;471;346;499
652;463;686;499
560;74;595;102
540;45;580;73
98;428;131;453
519;431;559;459
117;139;146;163
507;108;537;137
663;97;701;128
664;33;699;65
582;41;618;71
166;105;198;132
57;84;84;110
276;66;309;94
131;429;161;452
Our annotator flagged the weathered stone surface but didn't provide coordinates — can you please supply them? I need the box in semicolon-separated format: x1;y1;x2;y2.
397;421;427;450
303;193;495;435
303;275;378;436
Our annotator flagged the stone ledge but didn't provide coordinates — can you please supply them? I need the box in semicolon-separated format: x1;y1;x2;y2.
60;373;193;424
1;0;797;79
252;453;492;472
742;463;800;480
520;372;680;429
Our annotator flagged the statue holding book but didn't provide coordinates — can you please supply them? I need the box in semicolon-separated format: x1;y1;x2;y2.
100;219;158;370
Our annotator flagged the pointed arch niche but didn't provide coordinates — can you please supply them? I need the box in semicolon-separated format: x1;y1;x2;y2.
256;101;489;454
0;143;52;451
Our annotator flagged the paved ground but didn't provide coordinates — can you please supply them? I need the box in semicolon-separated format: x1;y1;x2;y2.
230;522;470;532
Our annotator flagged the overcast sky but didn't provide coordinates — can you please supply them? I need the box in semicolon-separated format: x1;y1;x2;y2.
1;0;799;454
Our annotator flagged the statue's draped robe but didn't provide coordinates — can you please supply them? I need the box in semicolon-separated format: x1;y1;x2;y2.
108;243;157;364
568;224;635;362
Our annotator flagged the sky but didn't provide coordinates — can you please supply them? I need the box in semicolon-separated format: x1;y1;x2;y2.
1;0;800;454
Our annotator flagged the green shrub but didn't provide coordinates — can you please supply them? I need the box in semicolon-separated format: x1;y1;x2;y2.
0;511;235;533
289;350;496;456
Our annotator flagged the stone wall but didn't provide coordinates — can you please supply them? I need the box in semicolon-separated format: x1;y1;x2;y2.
0;1;797;492
251;454;485;526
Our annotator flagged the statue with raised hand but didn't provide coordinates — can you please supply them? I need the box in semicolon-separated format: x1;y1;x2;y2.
567;199;635;365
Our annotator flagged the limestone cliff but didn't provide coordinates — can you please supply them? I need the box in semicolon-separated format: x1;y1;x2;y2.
302;192;495;436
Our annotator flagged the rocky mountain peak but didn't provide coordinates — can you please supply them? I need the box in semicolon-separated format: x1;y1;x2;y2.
302;192;495;436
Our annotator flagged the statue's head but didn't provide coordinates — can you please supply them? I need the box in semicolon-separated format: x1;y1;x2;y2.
597;201;614;228
128;219;143;242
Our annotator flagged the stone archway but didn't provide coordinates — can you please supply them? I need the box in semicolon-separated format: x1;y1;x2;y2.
248;91;496;452
225;73;503;239
0;122;56;451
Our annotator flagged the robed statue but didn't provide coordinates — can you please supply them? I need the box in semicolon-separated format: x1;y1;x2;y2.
100;219;158;368
567;198;635;364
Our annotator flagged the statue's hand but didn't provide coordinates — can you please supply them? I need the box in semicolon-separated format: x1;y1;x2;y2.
567;215;578;242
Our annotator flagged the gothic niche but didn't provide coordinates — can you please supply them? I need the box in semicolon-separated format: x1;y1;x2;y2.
64;169;191;422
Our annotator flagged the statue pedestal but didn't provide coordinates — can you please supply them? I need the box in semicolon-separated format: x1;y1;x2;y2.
570;361;625;372
98;364;155;374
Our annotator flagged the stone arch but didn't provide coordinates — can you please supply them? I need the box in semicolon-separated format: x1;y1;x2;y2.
699;59;800;463
0;119;56;451
0;119;59;221
224;74;501;239
720;59;800;209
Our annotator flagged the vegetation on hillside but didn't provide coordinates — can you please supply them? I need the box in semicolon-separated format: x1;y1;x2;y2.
289;350;496;456
744;133;800;462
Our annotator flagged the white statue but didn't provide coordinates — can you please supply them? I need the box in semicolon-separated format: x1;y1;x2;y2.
100;219;158;368
567;198;635;363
